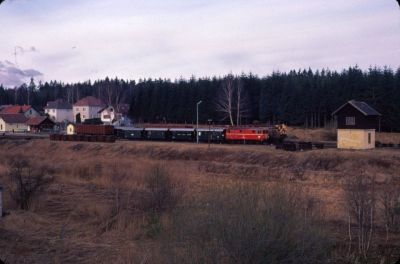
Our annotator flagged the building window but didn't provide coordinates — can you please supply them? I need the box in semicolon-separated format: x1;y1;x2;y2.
76;107;79;111
82;115;86;119
368;133;371;144
83;107;86;111
345;116;355;126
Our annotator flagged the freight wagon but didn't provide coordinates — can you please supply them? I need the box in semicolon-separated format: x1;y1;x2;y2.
76;124;114;135
50;124;116;143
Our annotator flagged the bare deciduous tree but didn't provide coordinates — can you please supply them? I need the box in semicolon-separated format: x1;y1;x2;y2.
344;172;376;261
235;78;251;125
216;75;250;126
216;75;235;125
380;178;400;240
6;157;53;210
100;79;127;108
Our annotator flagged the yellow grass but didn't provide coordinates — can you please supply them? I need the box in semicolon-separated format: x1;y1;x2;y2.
287;126;400;144
0;138;399;262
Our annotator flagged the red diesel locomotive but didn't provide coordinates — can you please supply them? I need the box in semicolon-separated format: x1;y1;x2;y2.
224;128;269;143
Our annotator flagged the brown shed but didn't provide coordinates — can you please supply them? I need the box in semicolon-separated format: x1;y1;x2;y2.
27;116;55;132
332;100;381;149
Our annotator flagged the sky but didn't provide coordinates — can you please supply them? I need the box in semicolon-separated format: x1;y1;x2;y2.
0;0;399;87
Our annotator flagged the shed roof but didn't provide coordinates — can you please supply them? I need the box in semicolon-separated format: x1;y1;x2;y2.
332;100;381;116
45;99;72;110
26;116;54;126
0;114;28;124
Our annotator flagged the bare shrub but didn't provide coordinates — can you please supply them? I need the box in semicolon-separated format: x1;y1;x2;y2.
142;165;184;214
291;164;307;181
381;178;400;236
75;166;92;181
139;165;185;238
100;165;128;233
343;172;376;261
98;164;184;237
6;156;53;210
157;183;330;264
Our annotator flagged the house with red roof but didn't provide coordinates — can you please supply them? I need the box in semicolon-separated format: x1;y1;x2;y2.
73;96;105;123
0;105;40;118
0;114;29;132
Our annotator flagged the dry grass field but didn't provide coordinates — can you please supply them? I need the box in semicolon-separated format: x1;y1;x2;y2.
287;126;400;144
0;138;399;263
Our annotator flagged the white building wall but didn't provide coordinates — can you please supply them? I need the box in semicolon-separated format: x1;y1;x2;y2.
0;119;5;132
73;106;102;122
46;108;73;123
100;106;116;124
337;129;375;150
0;119;28;132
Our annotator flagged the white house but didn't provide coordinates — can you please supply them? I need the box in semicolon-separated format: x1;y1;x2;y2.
73;96;105;123
99;106;116;125
0;114;29;132
44;99;73;123
99;104;132;126
0;105;40;118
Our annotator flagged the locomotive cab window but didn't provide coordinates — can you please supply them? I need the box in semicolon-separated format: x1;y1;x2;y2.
345;116;355;126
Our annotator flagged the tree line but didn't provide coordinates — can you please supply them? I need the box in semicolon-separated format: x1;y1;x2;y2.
0;66;399;131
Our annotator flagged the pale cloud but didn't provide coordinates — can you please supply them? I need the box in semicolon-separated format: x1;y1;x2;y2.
0;60;43;87
0;0;399;87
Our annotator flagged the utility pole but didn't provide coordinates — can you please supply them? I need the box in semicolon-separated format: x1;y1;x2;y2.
0;185;3;219
207;119;212;148
196;100;202;144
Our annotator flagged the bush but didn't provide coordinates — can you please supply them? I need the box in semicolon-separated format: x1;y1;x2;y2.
142;165;183;214
158;183;331;264
381;178;400;233
6;157;53;210
138;165;184;238
343;172;376;260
